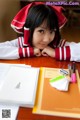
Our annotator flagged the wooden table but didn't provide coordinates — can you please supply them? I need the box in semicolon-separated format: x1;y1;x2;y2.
0;56;80;120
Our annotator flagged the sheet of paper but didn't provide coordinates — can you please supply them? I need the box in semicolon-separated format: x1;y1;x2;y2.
0;63;31;89
0;63;31;120
49;75;70;91
0;66;39;107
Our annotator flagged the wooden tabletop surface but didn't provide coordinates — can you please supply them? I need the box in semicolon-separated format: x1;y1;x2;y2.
0;56;80;120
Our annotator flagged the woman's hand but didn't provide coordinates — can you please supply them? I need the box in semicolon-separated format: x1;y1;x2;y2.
42;46;55;58
34;48;41;57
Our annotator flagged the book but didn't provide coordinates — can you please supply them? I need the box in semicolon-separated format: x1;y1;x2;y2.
33;67;80;118
0;65;39;107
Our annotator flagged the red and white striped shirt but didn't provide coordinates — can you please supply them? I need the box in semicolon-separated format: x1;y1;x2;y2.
0;37;80;62
55;40;80;62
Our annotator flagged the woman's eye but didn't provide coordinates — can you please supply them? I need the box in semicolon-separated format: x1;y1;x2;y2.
38;30;44;33
50;31;53;34
50;30;55;34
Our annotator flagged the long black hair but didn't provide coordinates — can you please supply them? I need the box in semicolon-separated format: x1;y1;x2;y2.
25;4;61;47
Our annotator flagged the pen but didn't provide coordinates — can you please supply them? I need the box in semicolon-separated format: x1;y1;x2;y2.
71;62;77;83
68;64;71;77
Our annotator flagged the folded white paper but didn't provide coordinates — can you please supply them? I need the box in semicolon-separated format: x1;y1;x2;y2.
49;75;70;91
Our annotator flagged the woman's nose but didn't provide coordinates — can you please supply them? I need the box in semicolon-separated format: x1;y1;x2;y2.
43;34;51;42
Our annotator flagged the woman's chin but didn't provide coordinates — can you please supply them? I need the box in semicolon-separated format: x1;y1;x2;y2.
38;46;47;50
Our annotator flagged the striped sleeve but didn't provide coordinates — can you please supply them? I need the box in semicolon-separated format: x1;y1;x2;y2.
18;37;24;48
18;47;34;58
58;39;66;47
18;36;30;48
55;46;71;61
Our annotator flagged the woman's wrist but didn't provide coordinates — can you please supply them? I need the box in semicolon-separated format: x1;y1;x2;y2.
34;48;41;56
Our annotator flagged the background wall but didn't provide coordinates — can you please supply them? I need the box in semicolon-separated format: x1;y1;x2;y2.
0;0;20;42
0;1;80;43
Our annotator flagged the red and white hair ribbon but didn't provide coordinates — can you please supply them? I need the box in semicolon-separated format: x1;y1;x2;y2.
11;2;67;33
11;2;67;46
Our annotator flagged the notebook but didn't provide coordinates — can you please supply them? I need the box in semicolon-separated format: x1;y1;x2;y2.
0;66;39;107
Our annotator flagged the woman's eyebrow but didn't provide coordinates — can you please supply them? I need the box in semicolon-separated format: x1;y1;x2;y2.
39;26;47;29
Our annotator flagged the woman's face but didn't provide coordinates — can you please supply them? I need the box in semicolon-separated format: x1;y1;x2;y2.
32;21;55;50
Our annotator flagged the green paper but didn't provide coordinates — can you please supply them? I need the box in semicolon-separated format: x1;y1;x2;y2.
50;75;65;83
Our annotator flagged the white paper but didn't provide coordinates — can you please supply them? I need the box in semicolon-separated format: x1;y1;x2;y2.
0;63;31;89
50;76;70;91
0;65;39;107
0;63;31;120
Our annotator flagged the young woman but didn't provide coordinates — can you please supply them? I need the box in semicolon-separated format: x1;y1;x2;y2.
0;2;80;62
